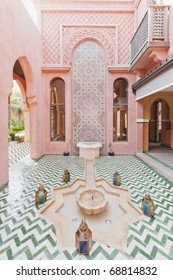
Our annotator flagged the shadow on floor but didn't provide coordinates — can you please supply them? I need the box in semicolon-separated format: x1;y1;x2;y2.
149;142;173;153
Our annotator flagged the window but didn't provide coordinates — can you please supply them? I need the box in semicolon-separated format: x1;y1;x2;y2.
50;78;65;141
113;78;128;142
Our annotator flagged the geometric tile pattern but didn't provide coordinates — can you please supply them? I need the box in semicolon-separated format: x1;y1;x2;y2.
73;41;105;152
57;241;132;260
41;11;134;65
8;142;30;166
96;155;173;260
1;154;173;260
0;155;84;260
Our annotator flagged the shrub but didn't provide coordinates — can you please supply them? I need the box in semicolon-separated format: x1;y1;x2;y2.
12;124;25;132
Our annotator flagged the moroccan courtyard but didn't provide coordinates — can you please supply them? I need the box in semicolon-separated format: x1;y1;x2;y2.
0;143;173;260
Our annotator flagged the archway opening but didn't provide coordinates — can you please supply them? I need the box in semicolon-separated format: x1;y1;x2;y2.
9;59;30;144
113;78;128;142
149;99;171;151
50;77;65;141
8;81;25;143
8;59;31;165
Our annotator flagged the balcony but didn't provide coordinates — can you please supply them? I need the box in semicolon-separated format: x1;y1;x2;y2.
130;5;170;76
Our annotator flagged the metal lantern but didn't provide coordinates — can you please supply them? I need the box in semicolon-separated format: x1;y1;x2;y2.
113;171;121;186
75;218;92;255
63;169;70;183
35;185;47;205
142;193;155;217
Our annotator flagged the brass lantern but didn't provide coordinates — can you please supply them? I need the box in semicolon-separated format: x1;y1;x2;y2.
35;185;47;205
75;218;92;255
142;193;155;217
113;171;121;186
63;169;70;183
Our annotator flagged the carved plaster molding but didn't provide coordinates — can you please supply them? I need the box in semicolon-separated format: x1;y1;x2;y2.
62;26;116;66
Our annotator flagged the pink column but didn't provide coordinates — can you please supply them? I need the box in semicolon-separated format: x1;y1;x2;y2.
0;94;9;185
136;100;144;153
143;122;149;152
28;96;41;159
23;109;30;142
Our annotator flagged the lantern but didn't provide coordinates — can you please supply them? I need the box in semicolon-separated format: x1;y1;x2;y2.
63;169;70;183
142;193;155;217
35;185;47;205
75;218;92;255
113;171;121;186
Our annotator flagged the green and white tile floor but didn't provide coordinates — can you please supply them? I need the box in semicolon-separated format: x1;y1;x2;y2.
0;144;173;260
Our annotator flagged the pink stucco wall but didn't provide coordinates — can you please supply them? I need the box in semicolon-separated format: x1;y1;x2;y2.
0;0;42;185
40;3;136;155
1;0;173;185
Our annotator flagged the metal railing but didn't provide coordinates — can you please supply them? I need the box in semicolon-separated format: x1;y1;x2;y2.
130;5;169;64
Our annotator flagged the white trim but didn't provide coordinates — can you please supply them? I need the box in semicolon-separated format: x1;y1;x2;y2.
135;67;173;100
137;119;149;123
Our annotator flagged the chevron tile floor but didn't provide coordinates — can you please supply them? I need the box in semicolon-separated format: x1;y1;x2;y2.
8;142;30;167
1;149;173;260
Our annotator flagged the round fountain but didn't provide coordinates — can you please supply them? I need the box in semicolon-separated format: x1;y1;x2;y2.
76;188;108;215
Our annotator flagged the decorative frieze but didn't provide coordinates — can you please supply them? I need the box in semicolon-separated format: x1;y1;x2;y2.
41;11;134;65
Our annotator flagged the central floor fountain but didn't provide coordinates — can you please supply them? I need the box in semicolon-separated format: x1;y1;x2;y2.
76;142;108;215
76;188;108;215
39;146;142;251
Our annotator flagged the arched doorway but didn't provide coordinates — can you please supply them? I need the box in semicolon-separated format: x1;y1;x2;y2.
72;40;106;152
149;99;171;151
9;59;30;144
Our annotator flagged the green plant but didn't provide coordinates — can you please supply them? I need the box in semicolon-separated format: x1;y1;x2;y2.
12;124;25;132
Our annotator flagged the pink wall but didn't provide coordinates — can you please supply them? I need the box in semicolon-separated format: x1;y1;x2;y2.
0;0;42;185
40;4;136;155
1;0;172;185
135;0;151;27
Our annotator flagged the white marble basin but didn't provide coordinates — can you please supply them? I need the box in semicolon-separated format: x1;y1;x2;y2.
77;142;102;159
76;188;108;215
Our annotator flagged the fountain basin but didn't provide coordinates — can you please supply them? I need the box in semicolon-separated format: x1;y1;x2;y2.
77;142;102;159
76;188;108;215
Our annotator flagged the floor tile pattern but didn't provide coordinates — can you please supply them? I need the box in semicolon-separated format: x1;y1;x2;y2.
1;149;173;260
96;155;173;260
0;154;84;260
8;142;30;166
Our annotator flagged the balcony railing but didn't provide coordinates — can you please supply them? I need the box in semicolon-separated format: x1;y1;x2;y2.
130;5;170;67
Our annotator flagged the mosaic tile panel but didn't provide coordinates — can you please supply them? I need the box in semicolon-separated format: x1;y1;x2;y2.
73;41;105;152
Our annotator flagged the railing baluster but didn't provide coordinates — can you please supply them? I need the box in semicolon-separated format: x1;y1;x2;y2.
130;5;169;66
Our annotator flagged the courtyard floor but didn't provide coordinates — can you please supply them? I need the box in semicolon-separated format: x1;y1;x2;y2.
0;143;173;260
